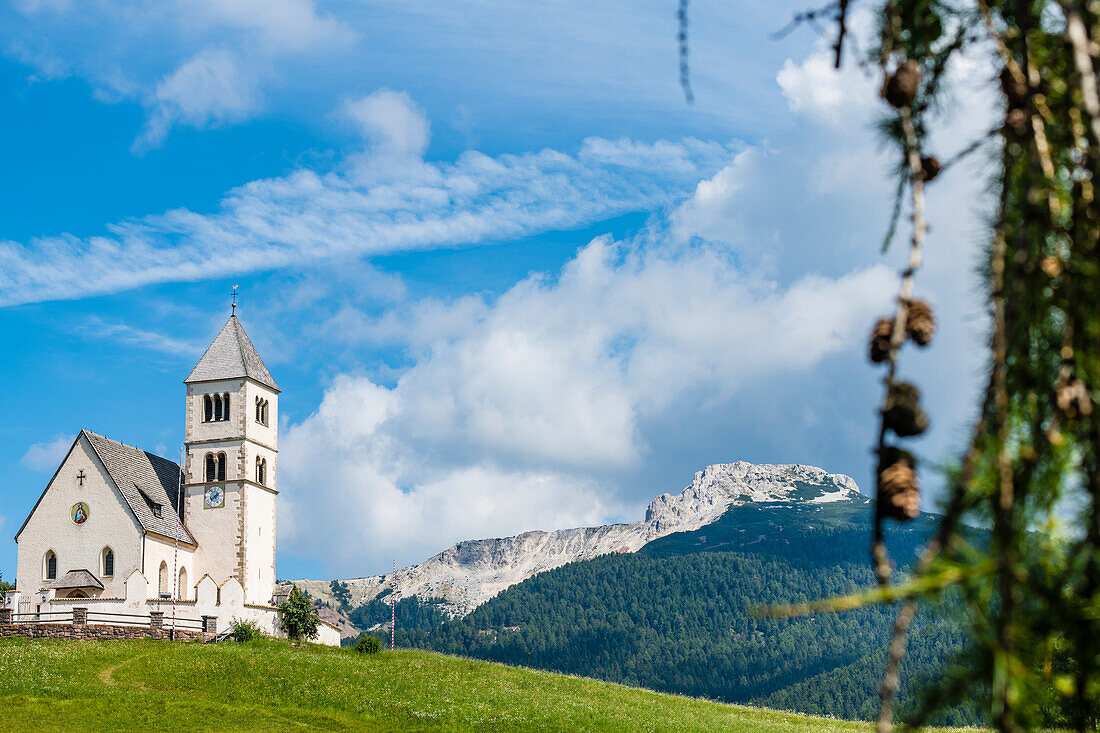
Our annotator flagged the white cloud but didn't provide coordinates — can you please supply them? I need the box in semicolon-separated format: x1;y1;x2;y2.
10;0;353;149
776;52;877;127
278;235;894;574
0;129;732;307
21;434;73;473
671;147;762;245
133;48;261;153
192;0;354;52
342;90;430;158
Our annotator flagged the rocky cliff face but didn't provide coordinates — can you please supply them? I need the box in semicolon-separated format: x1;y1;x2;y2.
292;462;863;621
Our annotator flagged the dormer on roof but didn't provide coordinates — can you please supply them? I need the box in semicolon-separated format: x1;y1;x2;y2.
184;315;279;392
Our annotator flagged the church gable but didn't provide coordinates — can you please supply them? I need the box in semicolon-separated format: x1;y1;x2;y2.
14;434;145;592
15;431;195;547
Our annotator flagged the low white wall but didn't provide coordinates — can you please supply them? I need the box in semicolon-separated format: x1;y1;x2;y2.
37;572;340;646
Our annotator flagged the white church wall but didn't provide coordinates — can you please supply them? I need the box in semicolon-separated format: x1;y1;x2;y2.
16;436;143;598
124;570;147;608
241;485;276;605
140;534;197;601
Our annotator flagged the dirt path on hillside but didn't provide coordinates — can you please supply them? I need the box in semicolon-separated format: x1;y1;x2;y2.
97;653;154;690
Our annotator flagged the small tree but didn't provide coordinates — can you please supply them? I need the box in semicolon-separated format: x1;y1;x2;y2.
229;617;264;642
0;572;13;593
354;634;382;654
277;587;320;642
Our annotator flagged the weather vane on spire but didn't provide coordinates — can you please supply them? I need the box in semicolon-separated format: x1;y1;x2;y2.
232;284;239;315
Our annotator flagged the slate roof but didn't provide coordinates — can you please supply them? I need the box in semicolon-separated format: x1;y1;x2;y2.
82;430;196;546
184;315;279;391
48;569;104;591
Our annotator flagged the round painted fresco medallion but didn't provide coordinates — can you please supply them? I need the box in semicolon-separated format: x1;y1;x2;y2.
70;502;90;525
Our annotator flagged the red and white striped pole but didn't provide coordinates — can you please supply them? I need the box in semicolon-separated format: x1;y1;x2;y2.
172;447;182;639
391;560;396;651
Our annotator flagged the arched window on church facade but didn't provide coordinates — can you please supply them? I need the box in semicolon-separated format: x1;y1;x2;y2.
256;457;266;485
44;550;57;581
178;567;188;601
204;452;227;482
255;397;268;426
205;393;232;422
101;547;114;577
158;561;169;597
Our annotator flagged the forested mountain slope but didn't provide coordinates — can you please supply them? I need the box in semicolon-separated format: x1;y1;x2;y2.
354;500;978;725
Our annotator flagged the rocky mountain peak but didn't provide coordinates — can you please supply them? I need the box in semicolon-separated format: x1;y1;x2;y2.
292;461;862;631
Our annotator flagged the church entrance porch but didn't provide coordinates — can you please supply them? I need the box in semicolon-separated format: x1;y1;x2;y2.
46;569;105;599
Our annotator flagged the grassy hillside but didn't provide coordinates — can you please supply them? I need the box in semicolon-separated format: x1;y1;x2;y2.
0;637;914;733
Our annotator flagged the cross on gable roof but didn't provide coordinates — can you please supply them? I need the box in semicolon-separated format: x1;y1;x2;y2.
184;315;279;392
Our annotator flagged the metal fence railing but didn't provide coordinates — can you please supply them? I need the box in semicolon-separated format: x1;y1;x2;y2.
6;609;207;632
86;611;151;628
12;611;72;624
166;616;205;632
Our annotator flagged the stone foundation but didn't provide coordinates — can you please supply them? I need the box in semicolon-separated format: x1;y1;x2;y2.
0;623;212;641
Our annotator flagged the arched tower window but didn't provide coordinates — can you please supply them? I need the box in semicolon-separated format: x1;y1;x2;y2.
255;397;269;426
221;393;230;421
205;453;216;482
178;567;188;600
256;457;266;485
216;452;227;481
158;561;169;597
203;394;213;422
213;394;223;421
101;547;114;577
44;550;57;581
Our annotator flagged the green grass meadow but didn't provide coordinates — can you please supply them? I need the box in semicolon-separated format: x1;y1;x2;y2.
0;638;977;732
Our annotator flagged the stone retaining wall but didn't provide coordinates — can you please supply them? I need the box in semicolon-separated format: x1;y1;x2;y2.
0;623;211;641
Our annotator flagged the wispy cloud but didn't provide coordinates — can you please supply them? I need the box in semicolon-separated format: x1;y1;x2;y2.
21;433;73;473
0;92;733;307
75;317;205;356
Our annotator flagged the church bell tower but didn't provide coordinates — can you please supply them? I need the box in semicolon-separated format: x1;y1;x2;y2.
182;313;279;605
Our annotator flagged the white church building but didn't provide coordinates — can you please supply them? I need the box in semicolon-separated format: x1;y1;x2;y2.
5;314;339;645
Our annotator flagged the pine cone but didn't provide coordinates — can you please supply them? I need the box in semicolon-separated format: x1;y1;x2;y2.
870;317;895;363
999;66;1028;109
877;447;920;521
1056;378;1093;418
919;156;941;182
882;60;920;108
1006;108;1029;138
906;300;935;346
883;381;929;437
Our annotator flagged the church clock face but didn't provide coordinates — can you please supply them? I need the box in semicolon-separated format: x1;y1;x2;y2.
204;486;225;509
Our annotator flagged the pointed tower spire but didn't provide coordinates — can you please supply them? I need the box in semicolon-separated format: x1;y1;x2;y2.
185;316;279;392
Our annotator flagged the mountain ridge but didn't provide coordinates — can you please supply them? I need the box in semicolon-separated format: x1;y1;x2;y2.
291;461;866;621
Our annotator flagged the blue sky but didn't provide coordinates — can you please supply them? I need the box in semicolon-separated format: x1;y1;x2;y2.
0;0;996;582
